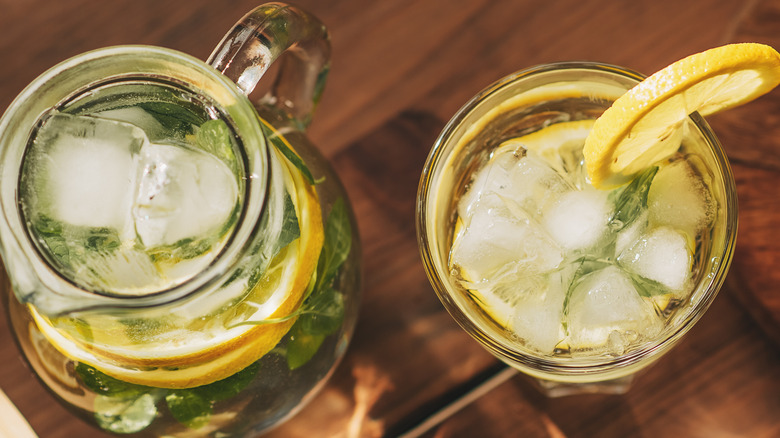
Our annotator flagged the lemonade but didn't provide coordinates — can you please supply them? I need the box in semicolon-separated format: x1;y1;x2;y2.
418;44;780;392
450;120;713;358
0;47;360;435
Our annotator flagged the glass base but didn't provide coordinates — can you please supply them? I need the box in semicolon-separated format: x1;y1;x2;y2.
532;374;635;397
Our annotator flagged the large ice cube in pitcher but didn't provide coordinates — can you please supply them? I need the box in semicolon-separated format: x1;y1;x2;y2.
133;142;239;247
29;113;143;235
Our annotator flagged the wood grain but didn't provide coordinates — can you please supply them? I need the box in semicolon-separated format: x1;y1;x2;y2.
710;0;780;342
420;287;780;438
0;1;778;437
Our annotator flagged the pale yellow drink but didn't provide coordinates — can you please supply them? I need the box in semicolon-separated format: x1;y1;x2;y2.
418;62;738;392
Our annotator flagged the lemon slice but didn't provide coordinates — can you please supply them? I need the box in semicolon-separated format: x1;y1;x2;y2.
584;43;780;188
30;148;324;389
498;120;594;180
467;275;550;330
28;322;81;392
452;217;517;327
451;218;508;326
498;119;595;153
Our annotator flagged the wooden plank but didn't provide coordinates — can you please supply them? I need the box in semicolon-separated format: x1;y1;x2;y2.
723;162;780;343
0;1;777;437
419;288;780;438
709;0;780;341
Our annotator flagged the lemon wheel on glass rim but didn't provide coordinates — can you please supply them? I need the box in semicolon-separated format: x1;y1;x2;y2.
584;43;780;189
454;43;780;334
28;148;324;389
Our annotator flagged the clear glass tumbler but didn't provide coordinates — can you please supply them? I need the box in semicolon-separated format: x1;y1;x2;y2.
417;62;737;396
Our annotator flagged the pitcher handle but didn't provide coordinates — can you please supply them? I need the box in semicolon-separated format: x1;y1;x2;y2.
208;2;330;128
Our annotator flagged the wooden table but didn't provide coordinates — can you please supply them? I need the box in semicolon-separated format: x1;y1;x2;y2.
1;1;779;437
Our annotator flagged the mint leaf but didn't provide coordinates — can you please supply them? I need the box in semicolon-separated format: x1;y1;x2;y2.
610;166;658;231
79;362;161;434
85;228;121;252
314;198;352;295
165;391;211;429
286;321;326;370
277;192;301;254
163;361;260;430
32;215;123;270
32;213;62;235
195;119;238;172
629;273;674;297
137;102;201;134
147;236;214;263
94;392;159;434
193;361;260;402
247;192;300;287
562;258;611;320
284;197;352;369
299;286;344;336
260;122;316;185
33;215;70;265
76;363;149;397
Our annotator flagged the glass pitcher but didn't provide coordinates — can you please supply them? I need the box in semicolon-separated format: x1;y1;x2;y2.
0;3;360;436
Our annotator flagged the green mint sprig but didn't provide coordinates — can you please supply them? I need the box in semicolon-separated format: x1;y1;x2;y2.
285;197;352;369
260;121;318;185
164;361;261;429
137;101;202;135
609;166;658;231
76;361;261;432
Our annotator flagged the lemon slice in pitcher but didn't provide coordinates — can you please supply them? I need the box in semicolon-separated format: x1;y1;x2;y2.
30;151;324;389
584;43;780;188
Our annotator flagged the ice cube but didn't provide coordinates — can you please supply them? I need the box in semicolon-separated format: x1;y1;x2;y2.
510;267;573;354
617;226;691;292
451;192;563;283
609;166;658;232
542;188;612;252
467;272;546;329
133;142;239;247
77;246;164;294
95;107;165;141
458;148;570;220
615;210;648;257
647;159;714;237
555;140;588;188
31;114;142;234
567;265;663;352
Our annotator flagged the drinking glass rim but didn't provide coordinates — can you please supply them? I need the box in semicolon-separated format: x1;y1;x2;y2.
416;61;738;376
